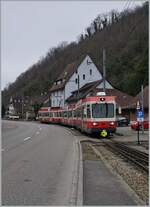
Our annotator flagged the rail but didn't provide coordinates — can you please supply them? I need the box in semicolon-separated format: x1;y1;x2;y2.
101;140;149;173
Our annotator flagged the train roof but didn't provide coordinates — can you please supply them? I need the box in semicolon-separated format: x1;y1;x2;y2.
76;95;116;105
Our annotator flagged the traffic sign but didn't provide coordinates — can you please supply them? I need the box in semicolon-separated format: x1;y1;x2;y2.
136;110;144;122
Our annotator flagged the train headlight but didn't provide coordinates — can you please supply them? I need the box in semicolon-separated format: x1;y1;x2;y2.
100;97;105;101
93;122;98;126
110;122;115;126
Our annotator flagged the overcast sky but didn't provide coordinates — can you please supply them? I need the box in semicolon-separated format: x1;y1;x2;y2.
1;0;144;90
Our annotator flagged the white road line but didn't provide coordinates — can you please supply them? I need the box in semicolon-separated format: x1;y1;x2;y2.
36;131;40;135
24;137;31;141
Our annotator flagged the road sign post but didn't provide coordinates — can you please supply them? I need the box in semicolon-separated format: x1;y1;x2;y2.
137;121;140;145
136;109;144;145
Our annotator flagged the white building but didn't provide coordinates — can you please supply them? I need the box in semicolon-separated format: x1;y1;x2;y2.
49;54;113;108
8;97;16;115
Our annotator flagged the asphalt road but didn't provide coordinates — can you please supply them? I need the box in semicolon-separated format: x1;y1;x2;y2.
2;120;79;205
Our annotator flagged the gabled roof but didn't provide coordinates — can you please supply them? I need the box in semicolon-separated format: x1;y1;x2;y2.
122;86;149;109
66;80;103;103
49;54;91;93
66;80;133;108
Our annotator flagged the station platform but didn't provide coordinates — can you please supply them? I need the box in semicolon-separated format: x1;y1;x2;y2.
83;159;140;205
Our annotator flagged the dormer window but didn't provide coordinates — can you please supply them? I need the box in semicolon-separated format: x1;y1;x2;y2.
57;80;62;85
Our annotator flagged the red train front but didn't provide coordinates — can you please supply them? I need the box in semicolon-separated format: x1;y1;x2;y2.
74;95;116;137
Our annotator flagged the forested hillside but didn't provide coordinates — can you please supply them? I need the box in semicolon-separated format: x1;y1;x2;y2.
2;2;148;106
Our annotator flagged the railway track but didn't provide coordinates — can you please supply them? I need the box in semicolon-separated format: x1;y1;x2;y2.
83;139;149;174
103;140;149;173
69;127;149;173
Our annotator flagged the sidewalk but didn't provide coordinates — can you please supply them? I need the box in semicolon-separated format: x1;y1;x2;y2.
83;159;139;205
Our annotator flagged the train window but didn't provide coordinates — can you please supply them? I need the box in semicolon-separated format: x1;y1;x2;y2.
64;111;67;117
77;109;81;118
81;107;84;118
76;109;78;117
68;111;72;118
78;109;81;117
92;103;114;118
87;105;91;118
83;107;86;118
69;111;71;117
72;110;75;118
74;110;77;117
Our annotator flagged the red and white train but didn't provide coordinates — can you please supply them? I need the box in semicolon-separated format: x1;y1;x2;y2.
38;94;117;137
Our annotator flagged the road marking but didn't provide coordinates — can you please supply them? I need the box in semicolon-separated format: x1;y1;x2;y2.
39;127;42;131
36;131;40;135
24;137;31;141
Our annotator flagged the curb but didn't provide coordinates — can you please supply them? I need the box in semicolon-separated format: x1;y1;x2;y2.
77;140;83;205
69;140;83;205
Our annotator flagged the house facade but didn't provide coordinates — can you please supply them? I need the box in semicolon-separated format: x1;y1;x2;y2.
49;54;113;108
122;86;149;121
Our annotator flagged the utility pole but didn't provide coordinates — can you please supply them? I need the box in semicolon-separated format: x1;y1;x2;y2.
141;85;144;134
77;74;80;100
103;48;106;93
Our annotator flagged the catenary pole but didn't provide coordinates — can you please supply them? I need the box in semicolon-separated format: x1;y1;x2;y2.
141;85;144;134
103;48;106;93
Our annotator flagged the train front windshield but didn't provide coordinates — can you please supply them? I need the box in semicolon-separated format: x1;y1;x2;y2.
92;103;114;118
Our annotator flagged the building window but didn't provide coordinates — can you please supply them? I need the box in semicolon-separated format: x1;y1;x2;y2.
75;78;78;84
90;69;92;75
83;74;85;80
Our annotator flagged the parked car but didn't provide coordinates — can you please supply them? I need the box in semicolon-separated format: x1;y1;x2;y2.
116;116;129;127
131;119;149;130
